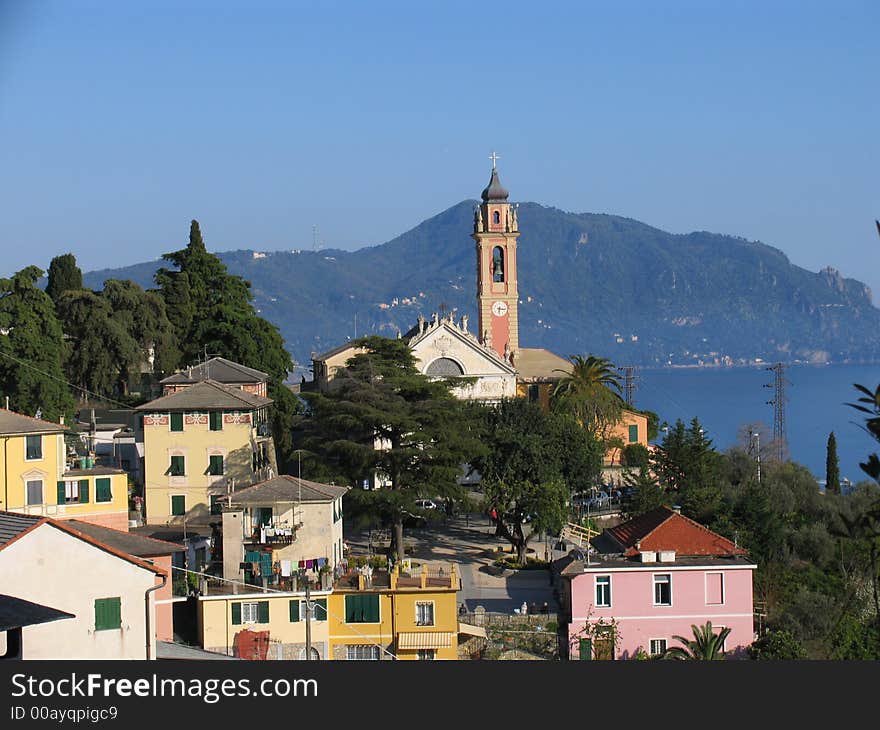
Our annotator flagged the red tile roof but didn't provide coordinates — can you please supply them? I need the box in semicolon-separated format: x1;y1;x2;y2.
605;506;746;557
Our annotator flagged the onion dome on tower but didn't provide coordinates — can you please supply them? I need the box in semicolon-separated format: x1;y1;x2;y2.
481;168;509;202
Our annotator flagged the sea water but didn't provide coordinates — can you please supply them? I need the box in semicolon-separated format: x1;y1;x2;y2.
635;363;880;485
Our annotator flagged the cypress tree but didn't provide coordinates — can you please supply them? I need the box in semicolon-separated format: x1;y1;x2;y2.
46;253;83;303
825;431;841;494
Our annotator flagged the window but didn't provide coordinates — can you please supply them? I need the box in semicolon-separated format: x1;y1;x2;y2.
595;575;611;607
58;480;84;504
649;638;667;656
291;598;327;622
26;479;43;506
416;601;435;626
492;210;500;225
345;594;380;623
171;495;186;516
95;478;112;503
25;435;42;460
416;649;435;660
653;574;672;606
209;411;223;431
210;495;223;515
578;638;592;661
527;384;540;403
232;601;269;625
170;412;183;432
492;246;505;282
346;644;380;661
628;424;639;443
208;455;224;476
169;455;185;476
706;572;724;605
94;597;121;631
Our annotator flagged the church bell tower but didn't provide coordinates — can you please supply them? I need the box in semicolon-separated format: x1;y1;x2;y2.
473;154;519;363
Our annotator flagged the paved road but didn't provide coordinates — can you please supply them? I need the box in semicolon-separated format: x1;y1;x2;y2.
345;514;561;614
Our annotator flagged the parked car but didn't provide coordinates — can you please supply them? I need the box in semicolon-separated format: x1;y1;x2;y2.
415;499;438;510
588;490;611;510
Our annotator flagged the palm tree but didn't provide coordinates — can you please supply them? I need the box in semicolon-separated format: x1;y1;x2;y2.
663;621;732;660
551;354;625;438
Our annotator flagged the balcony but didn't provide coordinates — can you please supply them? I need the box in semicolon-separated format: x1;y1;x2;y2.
244;523;295;547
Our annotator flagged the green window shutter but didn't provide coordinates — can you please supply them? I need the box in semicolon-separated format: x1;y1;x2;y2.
210;495;222;515
79;479;89;504
170;412;183;431
245;550;261;563
210;411;223;431
313;598;327;621
209;455;224;475
96;478;112;502
95;597;121;631
171;495;185;516
579;638;592;660
345;595;357;623
57;481;66;504
232;602;242;625
170;455;185;476
628;425;639;443
258;601;270;623
365;594;379;622
289;600;300;622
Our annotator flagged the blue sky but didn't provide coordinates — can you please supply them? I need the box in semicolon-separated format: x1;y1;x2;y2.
1;1;878;294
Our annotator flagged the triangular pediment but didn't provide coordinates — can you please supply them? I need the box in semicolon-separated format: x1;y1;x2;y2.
409;320;516;376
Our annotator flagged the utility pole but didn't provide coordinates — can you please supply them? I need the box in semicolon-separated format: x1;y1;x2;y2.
763;363;789;462
748;429;762;485
621;366;637;407
304;575;312;660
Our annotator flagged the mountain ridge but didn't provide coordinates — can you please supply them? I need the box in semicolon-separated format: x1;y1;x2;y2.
81;200;880;374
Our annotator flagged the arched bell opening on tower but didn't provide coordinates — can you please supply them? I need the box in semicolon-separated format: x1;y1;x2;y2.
493;210;501;225
492;246;505;283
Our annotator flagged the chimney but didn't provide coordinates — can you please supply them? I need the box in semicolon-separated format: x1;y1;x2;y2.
672;505;681;514
59;415;64;425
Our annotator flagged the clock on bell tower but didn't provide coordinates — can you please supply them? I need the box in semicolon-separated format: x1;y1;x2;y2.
473;153;519;363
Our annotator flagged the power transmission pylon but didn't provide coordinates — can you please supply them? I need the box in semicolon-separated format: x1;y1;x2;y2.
621;366;638;408
763;363;790;461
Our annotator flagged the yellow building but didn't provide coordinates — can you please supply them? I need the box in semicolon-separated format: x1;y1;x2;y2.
197;586;332;659
136;379;276;525
327;563;460;660
0;409;130;531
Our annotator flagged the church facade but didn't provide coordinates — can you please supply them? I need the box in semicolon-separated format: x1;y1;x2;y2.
310;162;649;467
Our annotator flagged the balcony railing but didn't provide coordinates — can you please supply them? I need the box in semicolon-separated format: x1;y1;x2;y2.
245;524;296;547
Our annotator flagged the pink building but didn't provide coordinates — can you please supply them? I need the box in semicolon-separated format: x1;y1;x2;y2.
560;506;756;659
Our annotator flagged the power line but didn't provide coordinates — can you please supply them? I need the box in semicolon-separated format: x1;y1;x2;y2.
620;366;638;407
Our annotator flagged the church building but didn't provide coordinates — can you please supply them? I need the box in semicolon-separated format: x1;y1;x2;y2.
310;160;648;466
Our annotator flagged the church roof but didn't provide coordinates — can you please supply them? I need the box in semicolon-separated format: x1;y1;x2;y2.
407;316;517;375
514;348;572;382
481;168;509;202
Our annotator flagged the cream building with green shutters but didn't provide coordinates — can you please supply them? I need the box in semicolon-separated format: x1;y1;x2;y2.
136;379;277;525
0;409;130;531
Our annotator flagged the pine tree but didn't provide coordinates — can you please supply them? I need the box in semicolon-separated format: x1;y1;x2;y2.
300;336;482;562
46;253;83;303
825;431;841;495
0;266;74;420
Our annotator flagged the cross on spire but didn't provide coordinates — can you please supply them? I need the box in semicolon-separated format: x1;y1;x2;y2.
489;151;500;169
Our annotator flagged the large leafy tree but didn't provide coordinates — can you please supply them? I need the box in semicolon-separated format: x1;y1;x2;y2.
0;266;74;420
46;253;83;304
155;219;300;462
550;354;625;439
472;398;601;563
663;622;732;660
56;289;140;398
300;336;482;562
